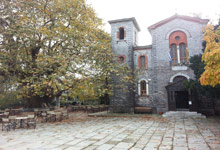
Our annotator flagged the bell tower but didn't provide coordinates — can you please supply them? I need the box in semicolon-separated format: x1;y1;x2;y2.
108;17;140;113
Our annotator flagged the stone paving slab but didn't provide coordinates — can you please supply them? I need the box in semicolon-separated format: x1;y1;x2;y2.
0;112;220;150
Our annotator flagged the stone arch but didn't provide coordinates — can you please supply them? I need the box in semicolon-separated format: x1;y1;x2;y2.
170;72;190;83
138;78;148;83
165;28;191;40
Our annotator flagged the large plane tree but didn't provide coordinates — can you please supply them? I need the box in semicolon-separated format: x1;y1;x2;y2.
0;0;130;107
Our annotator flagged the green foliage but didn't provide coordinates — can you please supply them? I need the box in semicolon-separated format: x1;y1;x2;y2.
184;22;220;99
0;0;132;107
185;52;220;98
189;54;205;80
0;91;23;109
0;75;23;109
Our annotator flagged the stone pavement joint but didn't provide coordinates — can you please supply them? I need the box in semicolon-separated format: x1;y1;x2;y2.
0;112;220;150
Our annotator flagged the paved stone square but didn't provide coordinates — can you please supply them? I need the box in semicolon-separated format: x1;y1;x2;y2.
0;112;220;150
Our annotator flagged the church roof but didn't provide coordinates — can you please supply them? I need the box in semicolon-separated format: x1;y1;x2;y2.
148;14;209;31
108;17;141;31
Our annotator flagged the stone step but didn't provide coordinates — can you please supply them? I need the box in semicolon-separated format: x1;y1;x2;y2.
162;111;206;119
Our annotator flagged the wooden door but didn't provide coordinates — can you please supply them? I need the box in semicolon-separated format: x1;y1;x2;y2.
175;91;189;109
168;91;176;111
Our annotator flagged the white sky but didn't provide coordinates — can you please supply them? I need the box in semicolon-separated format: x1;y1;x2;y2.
87;0;220;45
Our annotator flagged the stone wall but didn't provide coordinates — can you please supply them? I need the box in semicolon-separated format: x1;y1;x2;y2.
133;49;154;111
109;16;208;114
149;18;207;113
109;20;137;113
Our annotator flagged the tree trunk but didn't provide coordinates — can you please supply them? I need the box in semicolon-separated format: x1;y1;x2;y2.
26;95;53;108
55;96;60;109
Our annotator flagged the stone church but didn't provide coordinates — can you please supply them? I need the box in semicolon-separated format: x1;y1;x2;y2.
108;14;210;114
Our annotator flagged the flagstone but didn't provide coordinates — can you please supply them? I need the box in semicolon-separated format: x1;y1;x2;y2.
0;112;219;150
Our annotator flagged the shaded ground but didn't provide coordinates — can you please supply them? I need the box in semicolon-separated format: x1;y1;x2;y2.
0;112;220;150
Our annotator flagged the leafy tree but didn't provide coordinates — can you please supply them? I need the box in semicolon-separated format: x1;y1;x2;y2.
0;75;24;109
186;52;220;99
200;22;220;87
185;20;220;99
0;0;130;107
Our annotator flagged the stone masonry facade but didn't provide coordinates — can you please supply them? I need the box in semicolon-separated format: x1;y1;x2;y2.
108;14;209;114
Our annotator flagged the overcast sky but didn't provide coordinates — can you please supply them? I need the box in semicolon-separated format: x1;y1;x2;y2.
87;0;220;45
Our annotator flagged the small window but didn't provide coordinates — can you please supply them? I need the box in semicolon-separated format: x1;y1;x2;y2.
119;27;124;39
175;36;180;41
118;55;125;63
140;56;145;68
138;55;148;69
140;80;146;96
119;57;124;62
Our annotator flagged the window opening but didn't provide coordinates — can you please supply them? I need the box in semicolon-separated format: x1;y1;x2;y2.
169;31;188;65
179;43;187;63
140;56;145;68
175;36;180;41
140;80;146;96
119;56;125;63
119;27;124;39
171;44;177;65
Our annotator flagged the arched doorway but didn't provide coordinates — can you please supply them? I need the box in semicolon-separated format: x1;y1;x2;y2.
174;76;189;109
166;76;189;111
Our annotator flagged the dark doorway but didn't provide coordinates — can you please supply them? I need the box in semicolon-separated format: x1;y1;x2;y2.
175;91;189;109
166;76;191;111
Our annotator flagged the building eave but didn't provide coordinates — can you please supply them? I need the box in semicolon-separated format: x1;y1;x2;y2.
148;14;209;32
134;45;152;51
108;17;141;32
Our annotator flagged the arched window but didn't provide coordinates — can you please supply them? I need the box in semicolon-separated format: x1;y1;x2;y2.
169;31;188;65
138;80;149;96
119;27;125;39
170;44;177;65
140;80;146;96
179;43;187;63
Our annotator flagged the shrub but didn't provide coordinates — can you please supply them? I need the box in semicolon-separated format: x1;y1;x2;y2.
0;91;23;109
